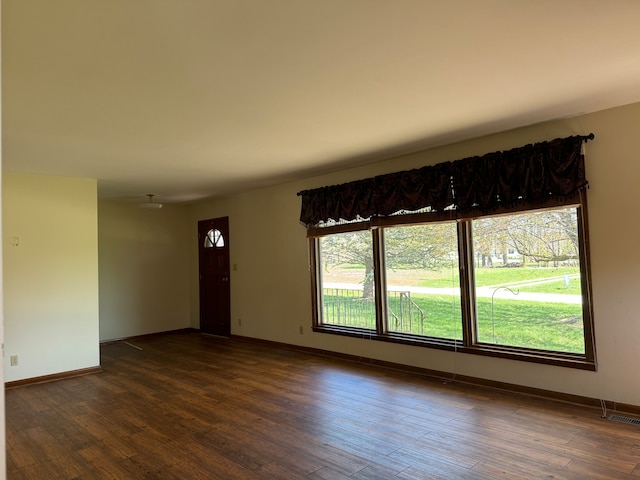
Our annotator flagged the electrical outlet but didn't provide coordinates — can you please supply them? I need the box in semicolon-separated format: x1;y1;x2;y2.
238;318;242;326
299;326;304;335
10;355;18;367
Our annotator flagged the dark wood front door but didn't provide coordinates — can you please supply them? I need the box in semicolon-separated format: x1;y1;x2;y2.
198;217;231;336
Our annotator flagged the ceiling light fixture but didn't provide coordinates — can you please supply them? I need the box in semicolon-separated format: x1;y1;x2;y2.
140;194;163;209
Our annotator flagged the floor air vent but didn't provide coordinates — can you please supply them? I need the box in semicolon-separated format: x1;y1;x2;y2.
608;414;640;426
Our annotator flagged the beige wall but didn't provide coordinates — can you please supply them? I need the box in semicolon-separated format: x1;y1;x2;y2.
0;2;6;468
189;101;640;407
98;201;191;341
2;173;99;383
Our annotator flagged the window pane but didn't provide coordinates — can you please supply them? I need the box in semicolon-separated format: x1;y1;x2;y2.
472;208;585;353
384;223;462;339
318;231;376;329
205;229;225;248
205;231;215;248
213;229;225;247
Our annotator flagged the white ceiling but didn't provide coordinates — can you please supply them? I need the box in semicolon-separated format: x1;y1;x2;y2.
4;0;640;204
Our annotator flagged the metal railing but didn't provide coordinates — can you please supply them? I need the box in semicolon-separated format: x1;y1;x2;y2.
322;288;426;333
388;291;427;335
322;288;376;329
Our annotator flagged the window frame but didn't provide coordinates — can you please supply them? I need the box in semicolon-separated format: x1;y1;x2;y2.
309;195;596;371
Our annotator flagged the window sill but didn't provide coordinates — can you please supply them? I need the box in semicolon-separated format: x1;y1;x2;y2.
312;325;596;371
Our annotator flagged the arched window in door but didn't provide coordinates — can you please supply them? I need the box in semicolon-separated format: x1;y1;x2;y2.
204;229;225;248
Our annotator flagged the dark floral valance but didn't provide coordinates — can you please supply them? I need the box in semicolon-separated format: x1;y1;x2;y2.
298;134;593;227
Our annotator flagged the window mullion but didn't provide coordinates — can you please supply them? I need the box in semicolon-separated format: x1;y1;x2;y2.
458;221;477;347
372;227;387;335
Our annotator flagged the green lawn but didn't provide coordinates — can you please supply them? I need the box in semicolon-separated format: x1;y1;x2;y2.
339;263;580;290
323;292;584;353
323;265;585;353
518;278;581;295
421;266;580;289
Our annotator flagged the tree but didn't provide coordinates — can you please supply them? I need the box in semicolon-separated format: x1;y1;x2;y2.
506;209;579;264
320;223;457;298
471;208;580;267
472;216;521;267
320;231;375;298
384;224;456;270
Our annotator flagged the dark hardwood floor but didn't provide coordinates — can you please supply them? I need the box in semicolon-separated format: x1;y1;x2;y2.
6;331;640;479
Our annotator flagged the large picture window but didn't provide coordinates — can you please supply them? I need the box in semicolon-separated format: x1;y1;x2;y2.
310;204;594;368
302;135;595;369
